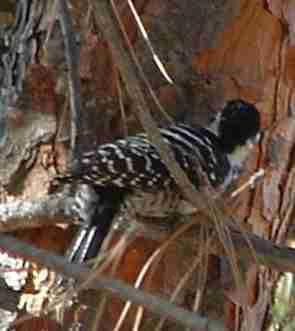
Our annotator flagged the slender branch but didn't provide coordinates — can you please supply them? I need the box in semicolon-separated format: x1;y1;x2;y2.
57;0;83;158
216;227;295;274
1;193;295;274
0;193;77;232
137;220;295;275
0;233;227;331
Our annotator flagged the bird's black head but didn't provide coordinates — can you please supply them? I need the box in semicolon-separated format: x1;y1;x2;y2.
217;99;260;154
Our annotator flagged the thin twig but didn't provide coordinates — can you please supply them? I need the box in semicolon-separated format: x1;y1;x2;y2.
231;169;265;198
90;227;129;331
77;222;138;291
57;0;83;159
110;0;173;124
0;193;78;232
114;248;161;331
127;0;173;84
155;250;205;331
116;76;129;137
0;233;227;331
1;193;295;275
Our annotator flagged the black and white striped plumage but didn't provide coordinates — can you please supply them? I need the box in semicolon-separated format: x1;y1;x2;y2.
68;124;230;190
60;99;261;262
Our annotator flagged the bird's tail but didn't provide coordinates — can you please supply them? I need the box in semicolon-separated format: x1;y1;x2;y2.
66;187;124;263
66;223;109;263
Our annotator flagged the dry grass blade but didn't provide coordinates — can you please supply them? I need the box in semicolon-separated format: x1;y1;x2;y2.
116;76;129;138
126;0;174;84
77;222;138;293
110;0;173;124
113;248;161;331
155;230;212;331
90;225;130;331
191;226;210;312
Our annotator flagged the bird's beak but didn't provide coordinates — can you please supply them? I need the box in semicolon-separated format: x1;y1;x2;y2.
254;132;262;144
247;132;261;149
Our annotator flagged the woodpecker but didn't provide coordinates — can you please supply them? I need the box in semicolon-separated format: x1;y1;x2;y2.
58;99;261;262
